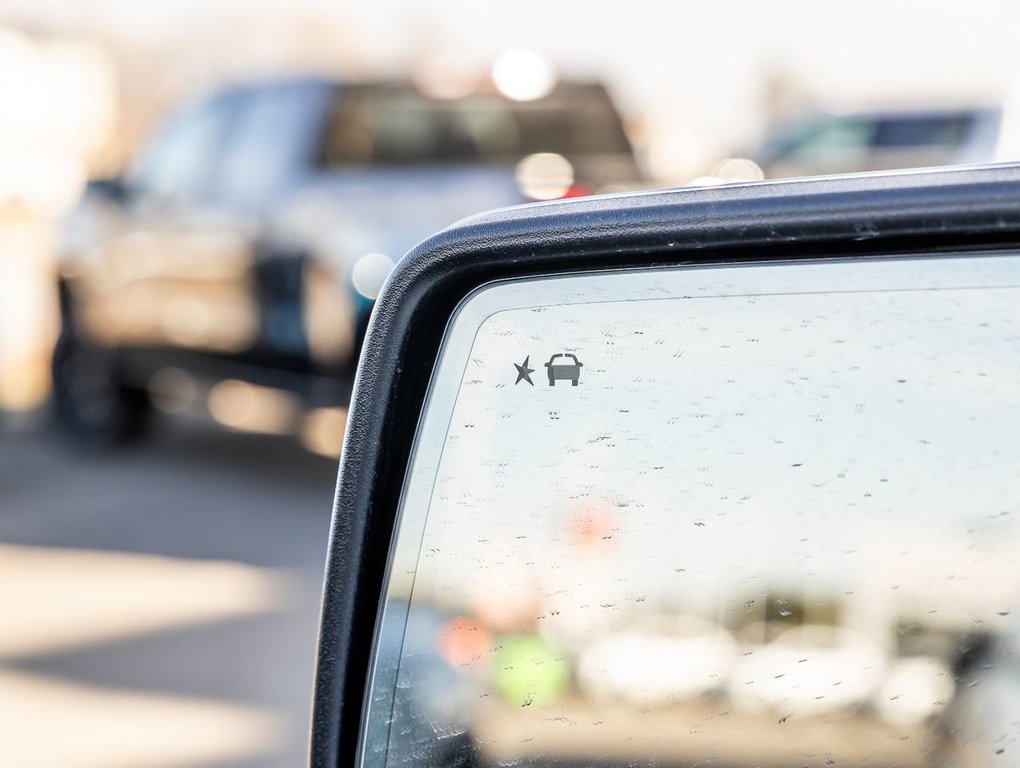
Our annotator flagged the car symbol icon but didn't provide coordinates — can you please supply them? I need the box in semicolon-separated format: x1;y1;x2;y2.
544;353;583;386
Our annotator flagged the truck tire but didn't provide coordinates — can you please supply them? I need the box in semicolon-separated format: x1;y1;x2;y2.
51;333;150;446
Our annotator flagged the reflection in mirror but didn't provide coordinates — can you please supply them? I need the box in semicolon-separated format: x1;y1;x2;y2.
363;255;1020;768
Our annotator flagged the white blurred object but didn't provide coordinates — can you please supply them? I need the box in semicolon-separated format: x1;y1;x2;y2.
515;153;574;201
713;157;764;182
578;615;738;704
688;157;764;187
414;51;484;100
729;625;886;715
995;82;1020;161
351;252;395;300
875;656;955;726
0;28;116;214
492;49;557;102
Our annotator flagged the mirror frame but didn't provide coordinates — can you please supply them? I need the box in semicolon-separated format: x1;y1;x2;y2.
310;164;1020;768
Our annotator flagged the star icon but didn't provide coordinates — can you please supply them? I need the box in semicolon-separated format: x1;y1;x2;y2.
514;356;535;386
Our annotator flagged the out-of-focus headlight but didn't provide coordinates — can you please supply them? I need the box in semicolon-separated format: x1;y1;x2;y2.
351;252;395;300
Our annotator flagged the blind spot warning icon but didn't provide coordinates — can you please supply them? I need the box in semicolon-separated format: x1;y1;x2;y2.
545;353;583;386
514;356;535;385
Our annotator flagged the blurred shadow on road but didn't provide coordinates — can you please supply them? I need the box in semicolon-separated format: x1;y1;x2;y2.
0;414;338;567
8;608;317;707
0;414;337;768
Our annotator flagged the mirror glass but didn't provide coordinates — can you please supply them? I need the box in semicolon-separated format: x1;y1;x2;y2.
362;254;1020;768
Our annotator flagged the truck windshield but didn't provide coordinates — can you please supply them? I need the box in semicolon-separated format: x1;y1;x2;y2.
319;83;632;167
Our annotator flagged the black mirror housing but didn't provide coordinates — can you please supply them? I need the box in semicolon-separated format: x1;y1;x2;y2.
311;164;1020;768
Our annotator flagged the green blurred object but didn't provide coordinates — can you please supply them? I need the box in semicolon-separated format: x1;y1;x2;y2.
490;633;571;708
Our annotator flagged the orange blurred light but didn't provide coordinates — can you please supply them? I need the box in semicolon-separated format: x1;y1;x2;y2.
300;407;348;458
438;616;492;668
207;380;298;434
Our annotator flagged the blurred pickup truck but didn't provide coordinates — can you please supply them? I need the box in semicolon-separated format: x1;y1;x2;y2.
54;75;643;443
755;106;1005;179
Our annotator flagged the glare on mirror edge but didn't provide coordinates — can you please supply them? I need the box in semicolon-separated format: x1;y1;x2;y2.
366;255;1020;768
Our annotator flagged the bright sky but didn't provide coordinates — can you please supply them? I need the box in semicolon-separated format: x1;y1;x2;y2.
4;0;1020;151
2;0;1020;190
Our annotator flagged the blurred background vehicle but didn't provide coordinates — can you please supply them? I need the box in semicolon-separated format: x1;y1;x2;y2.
754;106;1004;179
4;1;1020;766
53;75;641;444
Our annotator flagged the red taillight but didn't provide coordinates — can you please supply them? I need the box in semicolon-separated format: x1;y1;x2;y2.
560;183;593;199
522;183;593;203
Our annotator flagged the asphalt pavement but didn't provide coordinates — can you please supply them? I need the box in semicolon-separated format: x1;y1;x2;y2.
0;413;339;768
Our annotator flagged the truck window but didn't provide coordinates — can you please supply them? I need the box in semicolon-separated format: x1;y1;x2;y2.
215;84;320;206
129;93;236;201
872;114;976;149
318;84;632;168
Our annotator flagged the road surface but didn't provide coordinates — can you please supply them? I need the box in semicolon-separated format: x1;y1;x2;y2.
0;414;338;768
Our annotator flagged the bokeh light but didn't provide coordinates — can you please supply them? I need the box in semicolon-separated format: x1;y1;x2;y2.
491;49;557;102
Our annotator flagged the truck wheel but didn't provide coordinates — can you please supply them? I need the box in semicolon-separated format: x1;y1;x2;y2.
51;334;150;446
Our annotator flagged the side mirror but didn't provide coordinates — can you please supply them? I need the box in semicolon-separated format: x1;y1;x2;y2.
312;166;1020;768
